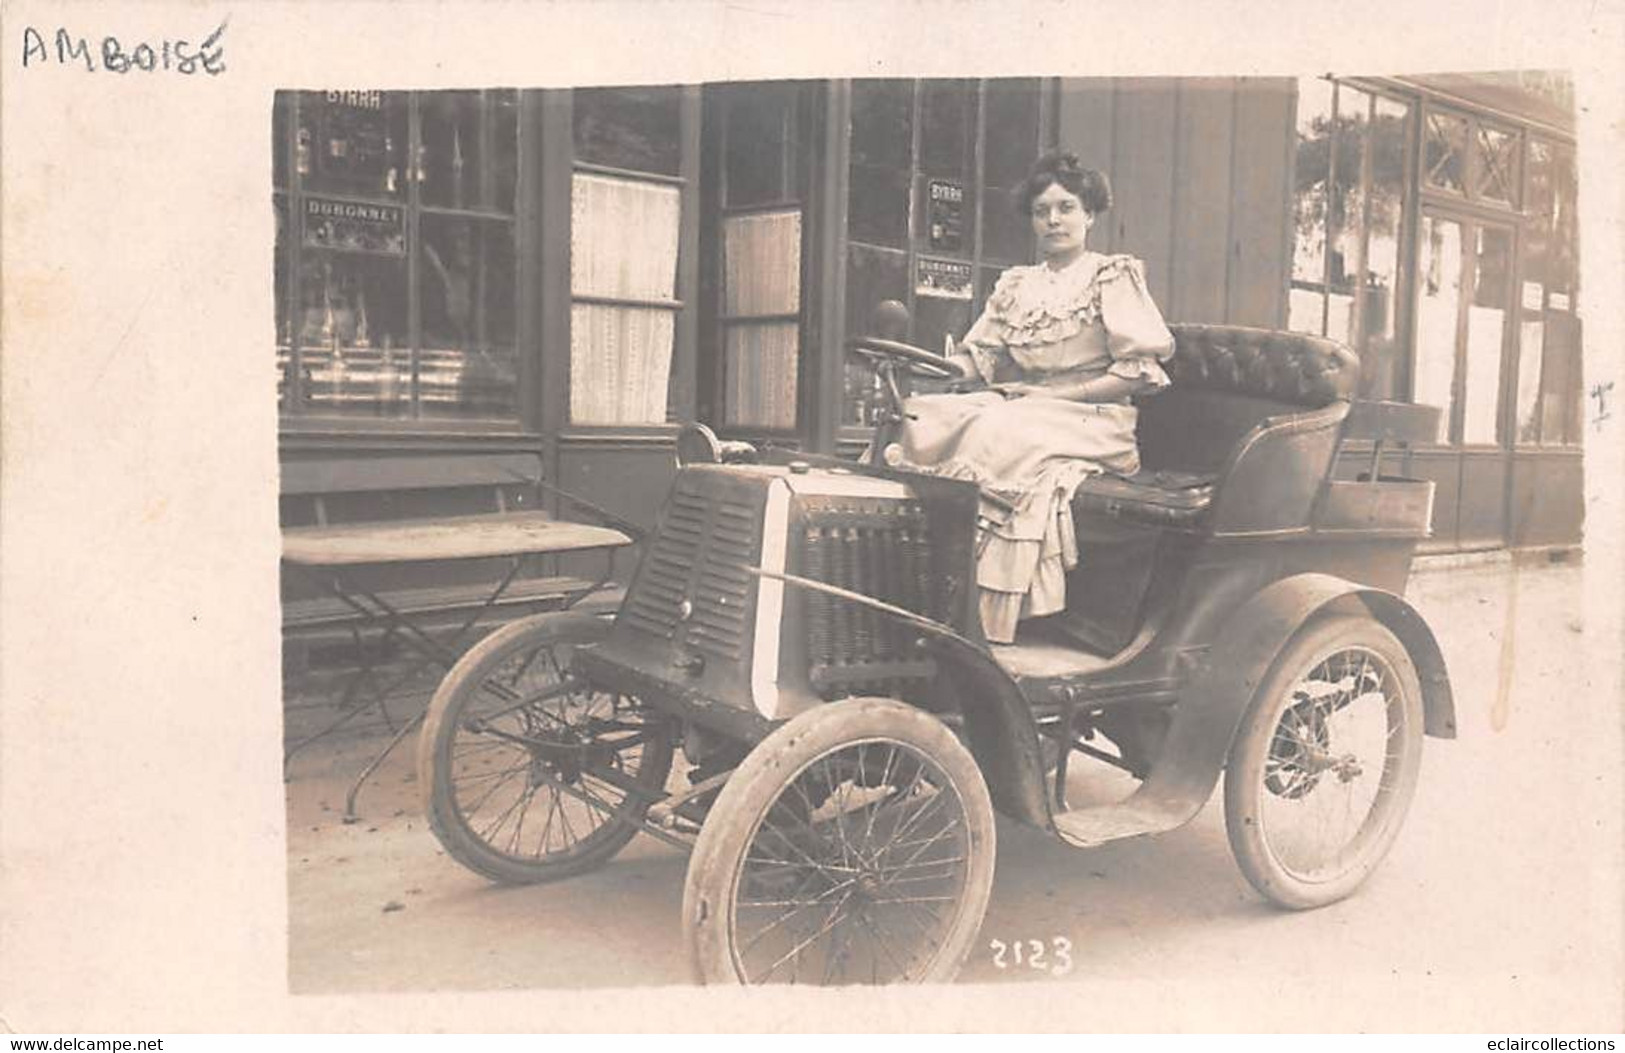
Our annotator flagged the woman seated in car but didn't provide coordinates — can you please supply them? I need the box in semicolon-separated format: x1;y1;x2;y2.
887;149;1175;644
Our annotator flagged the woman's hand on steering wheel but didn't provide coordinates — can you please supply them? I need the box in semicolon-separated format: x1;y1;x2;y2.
847;336;966;381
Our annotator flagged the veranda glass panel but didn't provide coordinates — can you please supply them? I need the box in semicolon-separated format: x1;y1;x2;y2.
1462;225;1511;445
1474;124;1518;206
1544;144;1582;444
1414;216;1463;437
1423;110;1468;193
1362;96;1410;400
1515;141;1554;444
1327;87;1371;349
1288;77;1335;335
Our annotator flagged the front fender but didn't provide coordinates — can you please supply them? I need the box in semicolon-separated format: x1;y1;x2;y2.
926;636;1050;829
749;565;1049;828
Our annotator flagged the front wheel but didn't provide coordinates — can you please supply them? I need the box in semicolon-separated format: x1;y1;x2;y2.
684;698;996;985
1224;613;1424;910
418;612;675;885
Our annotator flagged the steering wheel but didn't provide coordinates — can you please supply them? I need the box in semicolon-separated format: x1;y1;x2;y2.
848;335;966;380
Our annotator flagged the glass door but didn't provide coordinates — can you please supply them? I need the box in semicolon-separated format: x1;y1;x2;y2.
1413;207;1515;547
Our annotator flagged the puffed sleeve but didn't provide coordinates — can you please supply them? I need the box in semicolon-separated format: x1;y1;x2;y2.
956;269;1021;384
1098;255;1175;389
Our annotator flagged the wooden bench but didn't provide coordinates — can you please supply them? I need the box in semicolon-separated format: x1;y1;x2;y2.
280;452;630;671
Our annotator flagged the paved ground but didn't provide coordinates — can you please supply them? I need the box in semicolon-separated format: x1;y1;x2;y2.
284;555;1622;1028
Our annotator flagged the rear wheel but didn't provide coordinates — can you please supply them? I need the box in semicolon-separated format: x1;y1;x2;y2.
684;698;996;985
1224;614;1424;909
419;612;674;885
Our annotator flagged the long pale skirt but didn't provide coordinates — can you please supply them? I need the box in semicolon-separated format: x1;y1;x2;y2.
895;392;1141;643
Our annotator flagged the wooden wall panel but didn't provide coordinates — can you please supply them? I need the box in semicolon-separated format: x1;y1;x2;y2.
1055;80;1117;253
1228;78;1294;328
1170;79;1236;323
1059;77;1294;326
1457;450;1509;550
555;437;677;583
1509;451;1584;547
1108;79;1178;303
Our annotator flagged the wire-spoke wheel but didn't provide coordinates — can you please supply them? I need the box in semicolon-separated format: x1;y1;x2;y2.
419;612;674;885
683;697;995;985
1224;614;1424;910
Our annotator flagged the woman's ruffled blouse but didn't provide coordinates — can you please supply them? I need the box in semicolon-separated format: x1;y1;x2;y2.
961;253;1175;389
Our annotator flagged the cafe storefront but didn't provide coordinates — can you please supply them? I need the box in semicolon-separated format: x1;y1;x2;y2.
274;73;1583;556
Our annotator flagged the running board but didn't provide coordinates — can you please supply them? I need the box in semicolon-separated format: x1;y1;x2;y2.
1050;786;1210;848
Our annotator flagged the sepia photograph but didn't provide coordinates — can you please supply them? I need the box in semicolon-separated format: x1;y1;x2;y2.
277;71;1609;994
2;0;1622;1035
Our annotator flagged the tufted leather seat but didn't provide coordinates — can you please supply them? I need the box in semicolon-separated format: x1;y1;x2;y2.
1160;324;1361;407
1071;326;1360;529
1071;468;1218;527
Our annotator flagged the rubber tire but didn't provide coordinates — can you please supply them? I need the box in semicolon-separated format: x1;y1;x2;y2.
1224;613;1425;910
419;611;674;885
683;697;996;985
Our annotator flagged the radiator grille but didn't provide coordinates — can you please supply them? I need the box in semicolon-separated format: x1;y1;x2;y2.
622;484;758;659
797;499;938;698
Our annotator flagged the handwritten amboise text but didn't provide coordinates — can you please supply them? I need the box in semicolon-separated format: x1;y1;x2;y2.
21;20;226;75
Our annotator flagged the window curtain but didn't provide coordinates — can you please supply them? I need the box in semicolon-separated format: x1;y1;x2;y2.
569;173;682;424
722;210;800;429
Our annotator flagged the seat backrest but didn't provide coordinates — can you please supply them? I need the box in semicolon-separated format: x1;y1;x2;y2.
1137;324;1361;473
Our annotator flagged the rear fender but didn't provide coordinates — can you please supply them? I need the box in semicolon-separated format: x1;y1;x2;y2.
930;573;1457;833
1165;572;1457;806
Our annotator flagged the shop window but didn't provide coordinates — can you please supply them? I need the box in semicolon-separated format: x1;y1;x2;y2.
723;81;802;208
572;88;682;176
843;242;910;428
569;86;685;426
1289;78;1412;399
420;215;517;419
273;90;522;425
848;80;913;248
569;173;681;425
721;212;801;429
843;78;1047;428
710;83;806;432
420;91;519;211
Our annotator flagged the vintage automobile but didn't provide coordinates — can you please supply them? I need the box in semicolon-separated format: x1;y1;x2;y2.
416;313;1454;986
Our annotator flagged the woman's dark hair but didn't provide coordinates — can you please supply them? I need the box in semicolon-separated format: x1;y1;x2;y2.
1014;150;1112;216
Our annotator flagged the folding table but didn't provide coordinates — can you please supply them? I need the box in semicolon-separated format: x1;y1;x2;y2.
282;510;633;820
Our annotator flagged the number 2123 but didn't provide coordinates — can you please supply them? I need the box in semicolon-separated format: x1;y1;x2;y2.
989;937;1073;977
